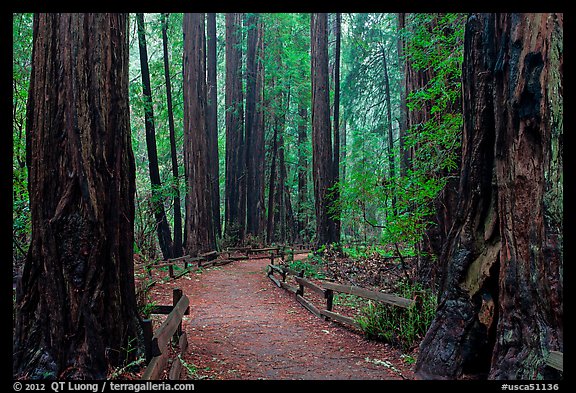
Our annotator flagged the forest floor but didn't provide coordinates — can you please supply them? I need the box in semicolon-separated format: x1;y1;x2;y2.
131;252;417;380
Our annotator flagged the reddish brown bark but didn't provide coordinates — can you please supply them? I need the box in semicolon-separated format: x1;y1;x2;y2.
416;13;563;380
13;13;141;379
311;13;337;247
224;13;246;244
183;13;216;255
206;12;221;239
245;13;266;239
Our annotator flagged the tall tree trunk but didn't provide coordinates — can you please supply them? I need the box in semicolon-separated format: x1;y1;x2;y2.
278;132;287;243
332;12;342;244
182;13;216;255
311;13;337;247
397;13;409;177
245;13;266;239
382;45;397;215
297;104;309;241
206;13;221;239
224;12;246;244
161;13;183;257
416;13;563;380
266;113;278;244
136;13;174;260
13;13;141;379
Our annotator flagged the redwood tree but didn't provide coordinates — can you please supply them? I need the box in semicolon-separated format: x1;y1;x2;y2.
245;13;266;239
224;12;246;244
311;13;338;247
136;13;174;260
416;13;563;380
161;13;183;257
206;12;221;239
13;13;141;379
182;13;216;255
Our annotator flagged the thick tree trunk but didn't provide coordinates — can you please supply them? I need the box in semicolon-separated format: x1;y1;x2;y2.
245;13;266;239
136;13;174;260
224;13;246;244
182;13;216;255
161;13;183;257
311;13;337;247
206;13;221;239
416;13;563;380
13;13;141;379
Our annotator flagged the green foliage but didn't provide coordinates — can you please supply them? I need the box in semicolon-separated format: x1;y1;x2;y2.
356;281;437;352
13;13;34;263
342;244;402;260
338;13;465;263
287;253;326;279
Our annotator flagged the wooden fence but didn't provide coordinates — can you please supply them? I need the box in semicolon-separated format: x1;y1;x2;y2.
268;263;564;375
141;288;190;380
267;262;417;330
141;244;311;286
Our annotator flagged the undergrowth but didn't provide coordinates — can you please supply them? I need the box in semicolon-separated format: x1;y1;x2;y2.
356;281;437;352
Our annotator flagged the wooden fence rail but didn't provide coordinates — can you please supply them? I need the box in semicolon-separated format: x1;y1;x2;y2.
267;262;416;332
141;288;190;380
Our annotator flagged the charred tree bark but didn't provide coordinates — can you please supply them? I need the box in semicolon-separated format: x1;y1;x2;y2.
311;13;337;247
206;12;221;239
182;13;217;255
224;13;246;244
136;13;174;260
416;13;563;380
13;13;141;379
245;13;266;239
161;13;183;257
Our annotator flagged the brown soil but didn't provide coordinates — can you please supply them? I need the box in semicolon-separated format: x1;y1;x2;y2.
141;254;416;380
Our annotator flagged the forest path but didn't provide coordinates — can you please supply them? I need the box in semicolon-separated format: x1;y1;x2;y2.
159;255;415;380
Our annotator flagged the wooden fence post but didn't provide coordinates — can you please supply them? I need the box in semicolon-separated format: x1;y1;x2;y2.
297;269;305;296
173;288;183;341
142;319;154;362
325;289;334;312
168;264;174;279
270;252;275;265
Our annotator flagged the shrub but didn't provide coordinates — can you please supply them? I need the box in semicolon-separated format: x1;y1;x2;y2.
356;281;437;352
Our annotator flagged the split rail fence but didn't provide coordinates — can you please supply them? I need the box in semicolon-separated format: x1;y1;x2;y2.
141;288;190;380
267;260;564;375
267;261;419;330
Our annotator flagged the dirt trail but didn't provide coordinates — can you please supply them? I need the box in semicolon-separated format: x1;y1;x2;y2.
153;256;415;380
